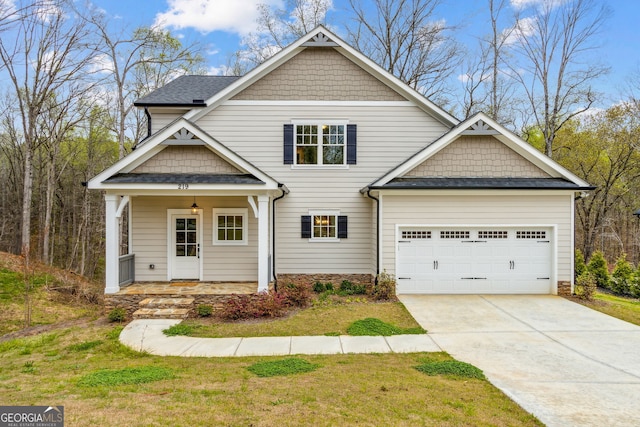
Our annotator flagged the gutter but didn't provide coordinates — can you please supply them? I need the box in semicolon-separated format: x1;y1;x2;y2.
272;183;289;291
362;187;380;281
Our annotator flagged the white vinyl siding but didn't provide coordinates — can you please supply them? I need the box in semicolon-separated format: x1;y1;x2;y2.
380;193;573;291
195;104;449;274
131;196;259;281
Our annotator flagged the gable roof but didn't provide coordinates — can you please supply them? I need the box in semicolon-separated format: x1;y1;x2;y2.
87;118;280;191
181;26;459;127
367;112;592;190
134;75;240;107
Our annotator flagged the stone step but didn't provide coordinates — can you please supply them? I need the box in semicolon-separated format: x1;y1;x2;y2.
138;297;195;308
133;308;191;320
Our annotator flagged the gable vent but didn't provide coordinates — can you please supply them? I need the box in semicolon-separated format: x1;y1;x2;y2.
461;119;499;135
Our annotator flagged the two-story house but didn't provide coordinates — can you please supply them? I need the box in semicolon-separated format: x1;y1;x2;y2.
88;26;591;302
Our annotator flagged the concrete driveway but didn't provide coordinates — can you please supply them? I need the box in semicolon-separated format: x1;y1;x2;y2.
398;295;640;427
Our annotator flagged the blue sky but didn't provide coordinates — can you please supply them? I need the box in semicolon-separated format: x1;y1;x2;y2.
93;0;639;107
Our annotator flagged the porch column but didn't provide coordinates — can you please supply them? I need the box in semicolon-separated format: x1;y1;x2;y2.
257;195;269;292
104;194;120;294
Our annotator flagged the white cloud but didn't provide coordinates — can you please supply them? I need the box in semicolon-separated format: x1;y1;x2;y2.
503;16;537;45
88;53;114;75
154;0;282;35
510;0;570;11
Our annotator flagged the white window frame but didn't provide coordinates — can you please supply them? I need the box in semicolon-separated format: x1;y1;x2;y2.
292;120;348;168
212;208;248;246
309;209;341;242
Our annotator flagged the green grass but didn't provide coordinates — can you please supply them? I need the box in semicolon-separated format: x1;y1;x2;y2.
346;317;425;336
78;366;175;387
247;358;320;377
66;340;103;352
415;357;486;380
0;323;542;426
576;291;640;326
174;301;422;338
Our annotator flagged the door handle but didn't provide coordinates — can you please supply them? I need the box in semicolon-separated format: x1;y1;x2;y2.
197;243;200;259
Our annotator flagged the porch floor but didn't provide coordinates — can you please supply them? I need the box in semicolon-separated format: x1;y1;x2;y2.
116;282;259;295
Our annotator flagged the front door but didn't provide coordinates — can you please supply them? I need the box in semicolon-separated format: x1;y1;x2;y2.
170;213;201;280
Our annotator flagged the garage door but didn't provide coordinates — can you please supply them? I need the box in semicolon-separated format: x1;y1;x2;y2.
396;227;552;294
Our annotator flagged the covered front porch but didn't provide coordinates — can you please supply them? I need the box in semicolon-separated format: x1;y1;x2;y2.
116;281;259;295
86;118;285;298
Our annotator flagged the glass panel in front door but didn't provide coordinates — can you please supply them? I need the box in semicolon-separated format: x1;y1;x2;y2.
176;218;198;257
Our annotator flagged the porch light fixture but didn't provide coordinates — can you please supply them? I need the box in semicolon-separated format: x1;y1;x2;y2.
191;196;199;214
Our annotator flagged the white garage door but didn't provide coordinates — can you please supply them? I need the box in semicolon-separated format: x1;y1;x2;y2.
397;227;552;294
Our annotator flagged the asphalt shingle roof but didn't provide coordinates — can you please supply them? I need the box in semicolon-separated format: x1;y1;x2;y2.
375;177;593;190
134;75;241;106
103;173;264;185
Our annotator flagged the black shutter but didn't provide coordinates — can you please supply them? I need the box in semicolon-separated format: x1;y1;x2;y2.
301;215;311;238
284;124;294;164
346;124;357;165
338;215;348;239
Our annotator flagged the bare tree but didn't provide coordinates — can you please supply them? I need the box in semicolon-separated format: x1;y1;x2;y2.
459;0;518;123
0;0;96;325
85;9;204;157
229;0;332;74
510;0;610;157
347;0;461;101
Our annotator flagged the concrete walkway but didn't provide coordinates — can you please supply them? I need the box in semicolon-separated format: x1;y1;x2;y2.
119;319;441;357
399;295;640;427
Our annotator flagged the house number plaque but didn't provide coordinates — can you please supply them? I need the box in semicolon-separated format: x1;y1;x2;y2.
178;184;189;189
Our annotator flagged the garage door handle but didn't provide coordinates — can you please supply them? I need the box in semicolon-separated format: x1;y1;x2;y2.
433;260;439;270
398;277;411;280
461;277;487;280
537;277;550;280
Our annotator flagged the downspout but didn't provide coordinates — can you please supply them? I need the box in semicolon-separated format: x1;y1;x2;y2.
365;189;380;284
272;184;289;292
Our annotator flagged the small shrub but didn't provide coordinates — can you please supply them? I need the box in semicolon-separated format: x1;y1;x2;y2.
196;304;213;317
587;251;610;289
78;366;174;387
280;282;312;308
415;360;485;379
247;358;320;377
108;307;127;323
372;270;396;301
574;271;597;300
324;282;334;291
611;253;634;296
346;318;425;336
338;280;367;295
630;268;640;298
312;281;326;293
219;291;288;321
575;249;587;278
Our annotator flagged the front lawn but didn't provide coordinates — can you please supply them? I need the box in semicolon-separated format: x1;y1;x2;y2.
178;301;423;338
0;323;542;426
572;291;640;326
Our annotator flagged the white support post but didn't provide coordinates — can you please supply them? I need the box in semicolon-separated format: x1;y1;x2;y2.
105;194;120;294
257;195;270;292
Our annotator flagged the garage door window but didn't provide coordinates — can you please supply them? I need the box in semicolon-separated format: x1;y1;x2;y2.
440;230;470;239
516;231;546;239
478;231;508;239
401;230;431;239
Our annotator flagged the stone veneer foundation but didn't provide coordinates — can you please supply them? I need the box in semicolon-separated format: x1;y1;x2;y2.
557;281;572;296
